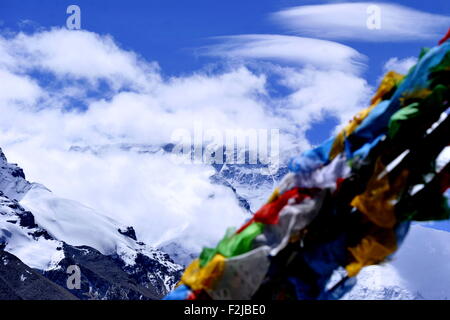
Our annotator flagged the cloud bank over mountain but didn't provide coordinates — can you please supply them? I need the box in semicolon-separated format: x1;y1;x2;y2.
0;27;372;251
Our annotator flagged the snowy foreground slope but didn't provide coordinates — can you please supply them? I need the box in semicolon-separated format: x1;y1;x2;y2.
0;148;182;300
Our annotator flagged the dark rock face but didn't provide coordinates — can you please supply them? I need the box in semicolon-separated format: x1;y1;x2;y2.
162;143;175;153
10;167;25;179
115;251;183;298
0;149;7;163
16;211;37;228
158;241;199;267
43;244;162;300
0;194;54;245
0;250;77;300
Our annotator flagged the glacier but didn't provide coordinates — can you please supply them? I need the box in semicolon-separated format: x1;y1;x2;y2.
1;143;449;299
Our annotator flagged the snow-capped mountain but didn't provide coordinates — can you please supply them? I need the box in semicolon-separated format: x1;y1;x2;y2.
3;141;449;300
211;163;288;212
0;149;31;201
0;147;182;300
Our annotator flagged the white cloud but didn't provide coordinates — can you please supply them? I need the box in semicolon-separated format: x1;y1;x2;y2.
383;56;418;74
0;28;161;91
0;28;372;254
203;34;366;73
273;2;450;42
0;69;42;105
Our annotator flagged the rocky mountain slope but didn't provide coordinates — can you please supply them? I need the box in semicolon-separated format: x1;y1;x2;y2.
0;250;77;300
2;143;449;300
69;143;450;300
